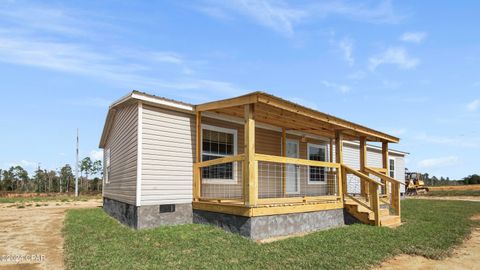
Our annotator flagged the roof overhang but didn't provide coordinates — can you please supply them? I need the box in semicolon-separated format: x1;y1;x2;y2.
98;91;194;148
196;91;400;143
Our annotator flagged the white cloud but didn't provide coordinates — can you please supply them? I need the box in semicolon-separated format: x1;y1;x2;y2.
321;80;351;93
400;32;427;43
347;70;367;80
416;133;480;149
4;160;37;169
197;0;403;37
369;47;419;71
311;0;403;24
338;38;354;66
90;150;103;161
467;99;480;112
0;3;243;97
418;156;459;168
205;0;306;37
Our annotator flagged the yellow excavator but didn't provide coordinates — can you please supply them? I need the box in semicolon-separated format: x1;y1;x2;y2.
405;172;429;195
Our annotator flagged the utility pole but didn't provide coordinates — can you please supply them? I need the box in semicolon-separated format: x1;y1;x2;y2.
75;128;79;197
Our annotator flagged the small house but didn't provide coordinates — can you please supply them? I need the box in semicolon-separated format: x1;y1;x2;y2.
99;91;407;240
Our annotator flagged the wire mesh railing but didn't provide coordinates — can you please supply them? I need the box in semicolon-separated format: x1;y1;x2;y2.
195;153;341;204
257;161;338;199
200;160;244;200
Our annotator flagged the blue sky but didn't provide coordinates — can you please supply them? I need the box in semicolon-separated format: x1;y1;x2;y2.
0;0;479;179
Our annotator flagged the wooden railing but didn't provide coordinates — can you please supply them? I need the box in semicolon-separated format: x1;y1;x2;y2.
193;153;343;205
364;167;404;216
342;164;384;226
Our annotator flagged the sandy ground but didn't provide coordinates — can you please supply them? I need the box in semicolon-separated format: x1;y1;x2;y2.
0;200;101;270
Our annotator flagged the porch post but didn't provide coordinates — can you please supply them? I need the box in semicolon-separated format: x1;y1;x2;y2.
382;141;389;195
193;111;202;202
335;131;345;197
359;136;368;198
244;104;257;206
282;128;287;197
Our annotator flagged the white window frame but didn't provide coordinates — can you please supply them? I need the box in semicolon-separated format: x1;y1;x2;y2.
307;143;328;185
285;139;301;194
104;148;111;184
389;157;396;179
201;124;238;184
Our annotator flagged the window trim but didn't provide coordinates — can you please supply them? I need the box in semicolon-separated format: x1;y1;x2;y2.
105;148;111;184
307;143;328;185
389;157;396;179
285;139;301;194
201;124;238;184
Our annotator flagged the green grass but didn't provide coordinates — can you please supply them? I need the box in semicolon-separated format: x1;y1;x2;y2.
64;200;480;270
425;190;480;197
0;194;101;204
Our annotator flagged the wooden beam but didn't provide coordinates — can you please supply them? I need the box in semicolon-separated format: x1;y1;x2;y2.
342;165;385;186
369;181;380;226
192;201;252;217
244;104;257;206
251;202;343;216
364;167;405;186
359;136;367;198
382;141;389;195
282;128;287;197
255;154;340;169
335;131;343;164
257;195;340;205
335;131;345;196
382;141;389;173
196;154;245;168
193;111;202;201
192;200;344;217
257;93;400;143
196;93;258;112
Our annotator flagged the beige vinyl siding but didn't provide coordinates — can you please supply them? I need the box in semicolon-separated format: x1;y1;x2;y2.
103;103;138;205
141;104;195;205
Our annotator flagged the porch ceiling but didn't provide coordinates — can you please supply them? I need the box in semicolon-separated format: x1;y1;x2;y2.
196;91;399;143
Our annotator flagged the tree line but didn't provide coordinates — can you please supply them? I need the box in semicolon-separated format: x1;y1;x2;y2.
0;157;103;193
420;173;480;186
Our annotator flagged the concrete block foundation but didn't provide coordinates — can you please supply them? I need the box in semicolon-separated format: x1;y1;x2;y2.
193;208;346;241
103;198;192;229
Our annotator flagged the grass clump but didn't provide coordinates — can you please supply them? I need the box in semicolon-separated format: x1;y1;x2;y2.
426;190;480;197
64;199;480;270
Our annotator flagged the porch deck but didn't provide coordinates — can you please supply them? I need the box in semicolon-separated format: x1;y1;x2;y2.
192;92;403;227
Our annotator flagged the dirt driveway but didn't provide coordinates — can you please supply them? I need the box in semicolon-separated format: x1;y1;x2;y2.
0;200;101;270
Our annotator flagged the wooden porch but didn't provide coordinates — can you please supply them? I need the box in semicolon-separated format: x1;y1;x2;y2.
192;92;403;227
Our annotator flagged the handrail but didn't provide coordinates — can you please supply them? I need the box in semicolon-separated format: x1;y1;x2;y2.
255;153;341;168
364;167;405;186
341;164;384;186
196;154;245;168
369;167;387;174
345;194;372;211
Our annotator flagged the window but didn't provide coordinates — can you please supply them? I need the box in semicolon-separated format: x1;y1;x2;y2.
307;143;328;184
201;125;237;183
389;158;395;178
105;148;111;184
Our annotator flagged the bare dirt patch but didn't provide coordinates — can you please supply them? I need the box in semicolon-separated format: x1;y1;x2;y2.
0;200;101;270
375;215;480;270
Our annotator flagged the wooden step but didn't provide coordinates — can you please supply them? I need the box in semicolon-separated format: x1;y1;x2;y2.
344;196;401;227
379;215;401;228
